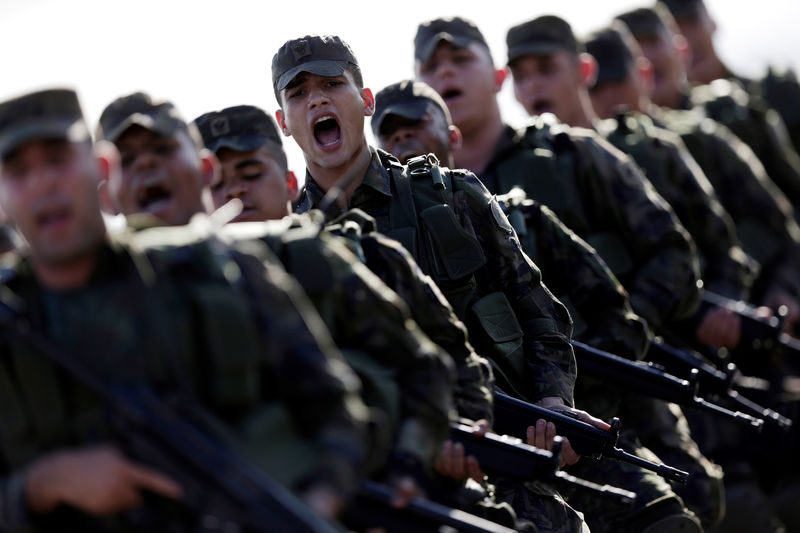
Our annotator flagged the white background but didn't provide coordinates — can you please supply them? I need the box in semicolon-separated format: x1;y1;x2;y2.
1;0;796;178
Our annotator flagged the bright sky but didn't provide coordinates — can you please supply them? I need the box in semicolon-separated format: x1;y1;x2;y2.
2;0;798;177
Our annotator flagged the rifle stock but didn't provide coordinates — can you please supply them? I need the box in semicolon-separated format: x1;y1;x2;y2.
448;424;637;506
492;391;690;484
572;341;764;431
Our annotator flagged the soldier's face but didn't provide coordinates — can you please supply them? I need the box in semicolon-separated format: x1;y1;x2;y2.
0;138;105;265
510;51;584;124
276;71;373;173
636;32;686;108
376;108;454;165
113;125;207;226
212;145;295;222
416;42;502;132
590;74;641;119
673;11;716;83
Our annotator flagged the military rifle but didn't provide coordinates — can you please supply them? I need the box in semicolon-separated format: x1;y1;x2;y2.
647;339;792;430
701;290;800;359
571;341;764;431
492;391;690;484
448;423;636;506
0;293;338;533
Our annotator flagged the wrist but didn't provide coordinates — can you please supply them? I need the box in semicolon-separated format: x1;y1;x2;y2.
24;453;66;514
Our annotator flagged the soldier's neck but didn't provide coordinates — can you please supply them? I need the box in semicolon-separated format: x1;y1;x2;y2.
454;110;505;175
307;141;372;204
566;91;600;130
33;242;103;291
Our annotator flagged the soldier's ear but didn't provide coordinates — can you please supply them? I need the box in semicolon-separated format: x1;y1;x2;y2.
493;67;508;93
275;110;292;137
361;88;375;117
199;148;220;188
448;124;463;151
94;140;120;215
286;170;299;202
673;34;690;70
636;56;655;95
579;53;598;88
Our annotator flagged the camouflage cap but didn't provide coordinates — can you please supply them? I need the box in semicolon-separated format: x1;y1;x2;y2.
193;105;283;154
584;23;638;86
506;15;582;65
615;7;673;39
96;92;192;143
272;35;359;97
372;80;452;137
414;17;488;64
0;88;89;158
659;0;704;20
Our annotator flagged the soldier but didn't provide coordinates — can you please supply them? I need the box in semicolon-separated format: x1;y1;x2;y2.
273;33;610;532
0;88;369;530
615;6;800;334
97;95;459;511
372;77;704;533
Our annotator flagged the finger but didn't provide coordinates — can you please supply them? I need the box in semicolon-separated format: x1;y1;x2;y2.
126;463;183;499
574;410;611;431
391;477;417;508
473;419;489;437
466;456;485;482
559;437;580;466
439;441;454;476
533;419;547;449
452;443;466;480
545;422;557;450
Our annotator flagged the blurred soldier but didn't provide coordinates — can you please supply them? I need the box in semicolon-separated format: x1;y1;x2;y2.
616;5;800;333
377;76;700;533
273;33;610;533
0;88;369;530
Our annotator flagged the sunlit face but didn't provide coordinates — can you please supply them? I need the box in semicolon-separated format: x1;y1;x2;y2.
416;41;500;132
510;50;584;122
277;70;372;173
212;145;293;222
112;125;206;226
376;107;453;165
0;138;105;265
635;32;685;108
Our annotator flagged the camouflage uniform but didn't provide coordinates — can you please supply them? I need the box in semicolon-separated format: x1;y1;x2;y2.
295;148;584;533
220;215;455;476
0;231;369;531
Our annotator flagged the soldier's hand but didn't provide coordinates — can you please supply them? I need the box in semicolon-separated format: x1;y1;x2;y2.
301;484;345;519
696;306;741;348
388;475;422;508
434;419;488;482
530;397;611;467
25;445;182;516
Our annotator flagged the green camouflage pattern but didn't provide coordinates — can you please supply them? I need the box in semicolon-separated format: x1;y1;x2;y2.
480;120;700;331
295;147;577;406
0;233;369;531
600;111;757;299
220;214;456;472
326;209;495;425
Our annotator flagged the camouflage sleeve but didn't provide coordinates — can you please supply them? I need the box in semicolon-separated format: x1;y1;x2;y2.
573;133;701;329
283;233;455;470
681;124;800;300
230;242;369;496
358;232;494;424
653;130;756;298
519;200;650;361
0;473;29;531
452;171;577;405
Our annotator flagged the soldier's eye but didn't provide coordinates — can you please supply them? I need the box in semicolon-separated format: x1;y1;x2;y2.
243;173;262;182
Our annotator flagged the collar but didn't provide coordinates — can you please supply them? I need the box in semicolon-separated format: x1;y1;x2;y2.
301;146;393;209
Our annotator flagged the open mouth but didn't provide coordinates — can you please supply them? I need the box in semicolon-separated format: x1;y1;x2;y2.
313;116;342;149
36;206;72;232
137;182;173;214
532;100;553;115
441;88;463;102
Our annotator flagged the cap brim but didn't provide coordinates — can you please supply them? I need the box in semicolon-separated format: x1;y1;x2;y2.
507;42;564;65
276;60;350;93
0;119;88;157
373;100;431;135
206;134;278;154
103;112;181;143
416;33;474;63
